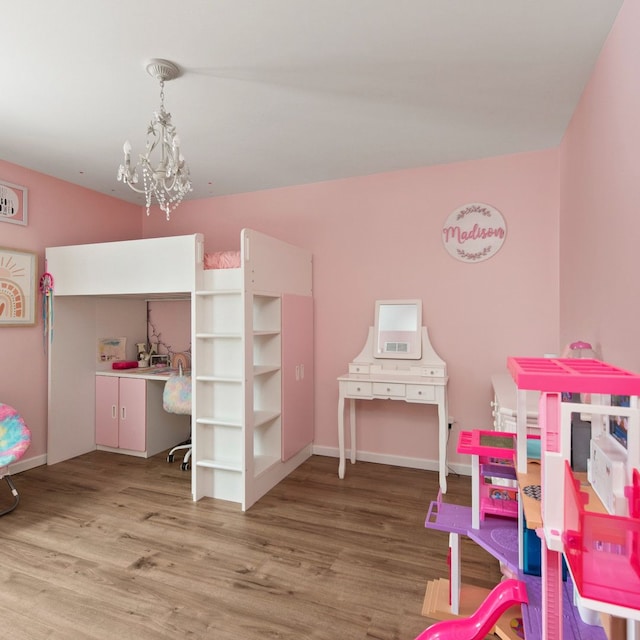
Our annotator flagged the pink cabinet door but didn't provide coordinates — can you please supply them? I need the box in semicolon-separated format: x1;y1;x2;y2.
281;294;314;461
118;377;146;452
95;376;119;448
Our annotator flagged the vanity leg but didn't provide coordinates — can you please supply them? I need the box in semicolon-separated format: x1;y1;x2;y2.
349;399;356;465
338;388;346;478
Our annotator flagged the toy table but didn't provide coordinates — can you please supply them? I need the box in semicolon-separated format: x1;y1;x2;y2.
457;429;519;529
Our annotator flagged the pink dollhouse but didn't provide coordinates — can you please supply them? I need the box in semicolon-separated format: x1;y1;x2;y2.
421;357;640;640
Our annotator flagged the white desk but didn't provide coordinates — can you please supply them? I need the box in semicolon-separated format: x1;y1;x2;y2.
337;325;449;492
96;366;187;381
337;372;449;491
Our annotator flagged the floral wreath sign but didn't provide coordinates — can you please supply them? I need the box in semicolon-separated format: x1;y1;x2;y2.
442;202;506;263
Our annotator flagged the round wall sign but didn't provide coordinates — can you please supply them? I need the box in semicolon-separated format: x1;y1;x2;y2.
441;202;506;263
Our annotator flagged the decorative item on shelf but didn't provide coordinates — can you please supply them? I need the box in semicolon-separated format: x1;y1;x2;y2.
111;360;140;370
97;337;126;363
150;354;169;367
136;342;150;367
561;340;599;359
171;351;190;374
117;58;192;221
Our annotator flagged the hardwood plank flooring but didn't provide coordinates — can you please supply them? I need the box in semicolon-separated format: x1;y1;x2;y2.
0;453;502;639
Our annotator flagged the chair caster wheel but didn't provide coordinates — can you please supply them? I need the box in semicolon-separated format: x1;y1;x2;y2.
167;454;175;463
180;462;190;471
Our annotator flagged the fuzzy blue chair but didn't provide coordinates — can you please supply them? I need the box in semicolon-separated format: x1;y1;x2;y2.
0;403;31;516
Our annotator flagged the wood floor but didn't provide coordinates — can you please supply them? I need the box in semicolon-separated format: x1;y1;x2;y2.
0;452;501;639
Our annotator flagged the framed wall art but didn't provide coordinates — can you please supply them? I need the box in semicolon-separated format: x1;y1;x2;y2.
0;180;28;226
0;247;37;326
97;337;127;363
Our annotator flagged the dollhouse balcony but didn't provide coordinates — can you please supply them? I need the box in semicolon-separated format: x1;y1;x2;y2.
563;462;640;615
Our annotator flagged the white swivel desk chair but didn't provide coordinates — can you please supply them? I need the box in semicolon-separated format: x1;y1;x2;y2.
162;361;192;471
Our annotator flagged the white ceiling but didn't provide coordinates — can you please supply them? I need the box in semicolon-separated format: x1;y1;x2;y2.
1;1;623;206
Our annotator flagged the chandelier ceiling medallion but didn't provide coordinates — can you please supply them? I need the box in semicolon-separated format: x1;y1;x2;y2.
117;59;192;220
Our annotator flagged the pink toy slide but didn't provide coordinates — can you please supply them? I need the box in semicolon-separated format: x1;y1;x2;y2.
414;579;528;640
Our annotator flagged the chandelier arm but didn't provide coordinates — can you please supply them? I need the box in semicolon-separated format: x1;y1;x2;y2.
161;173;179;192
122;179;148;195
146;125;161;156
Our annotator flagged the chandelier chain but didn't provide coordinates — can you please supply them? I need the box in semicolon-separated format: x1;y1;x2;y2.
159;80;166;110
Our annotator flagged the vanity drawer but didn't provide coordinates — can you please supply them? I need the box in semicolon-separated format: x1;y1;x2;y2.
372;382;405;397
406;385;435;401
346;381;372;397
349;363;370;375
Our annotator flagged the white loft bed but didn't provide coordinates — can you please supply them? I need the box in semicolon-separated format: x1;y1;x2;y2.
46;229;314;510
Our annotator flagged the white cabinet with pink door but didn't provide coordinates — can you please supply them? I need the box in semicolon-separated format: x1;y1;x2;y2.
95;373;190;457
96;376;146;451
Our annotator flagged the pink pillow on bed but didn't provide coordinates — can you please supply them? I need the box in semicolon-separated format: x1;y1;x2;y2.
204;251;241;269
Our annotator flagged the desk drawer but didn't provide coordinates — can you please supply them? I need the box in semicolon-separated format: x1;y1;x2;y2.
372;382;405;397
349;363;370;374
346;381;372;397
406;385;435;401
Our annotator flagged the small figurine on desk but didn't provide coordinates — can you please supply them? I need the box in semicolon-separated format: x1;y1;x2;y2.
136;342;150;368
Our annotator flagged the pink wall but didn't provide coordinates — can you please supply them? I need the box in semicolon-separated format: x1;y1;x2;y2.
6;1;636;477
559;0;640;372
0;161;141;460
143;150;560;468
147;300;191;358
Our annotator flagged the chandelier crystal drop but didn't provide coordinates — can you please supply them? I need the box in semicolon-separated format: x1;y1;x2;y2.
117;59;192;221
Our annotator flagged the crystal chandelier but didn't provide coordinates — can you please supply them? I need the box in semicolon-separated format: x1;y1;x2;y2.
117;59;192;220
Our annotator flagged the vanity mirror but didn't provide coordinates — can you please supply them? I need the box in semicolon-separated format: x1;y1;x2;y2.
374;299;422;359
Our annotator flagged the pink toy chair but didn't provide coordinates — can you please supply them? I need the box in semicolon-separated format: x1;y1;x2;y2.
0;403;32;516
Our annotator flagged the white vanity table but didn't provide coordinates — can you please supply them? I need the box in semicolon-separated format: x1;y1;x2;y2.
337;300;449;492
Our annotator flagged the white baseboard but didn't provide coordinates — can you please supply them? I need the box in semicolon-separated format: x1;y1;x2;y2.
312;445;470;477
7;454;47;475
7;449;472;480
